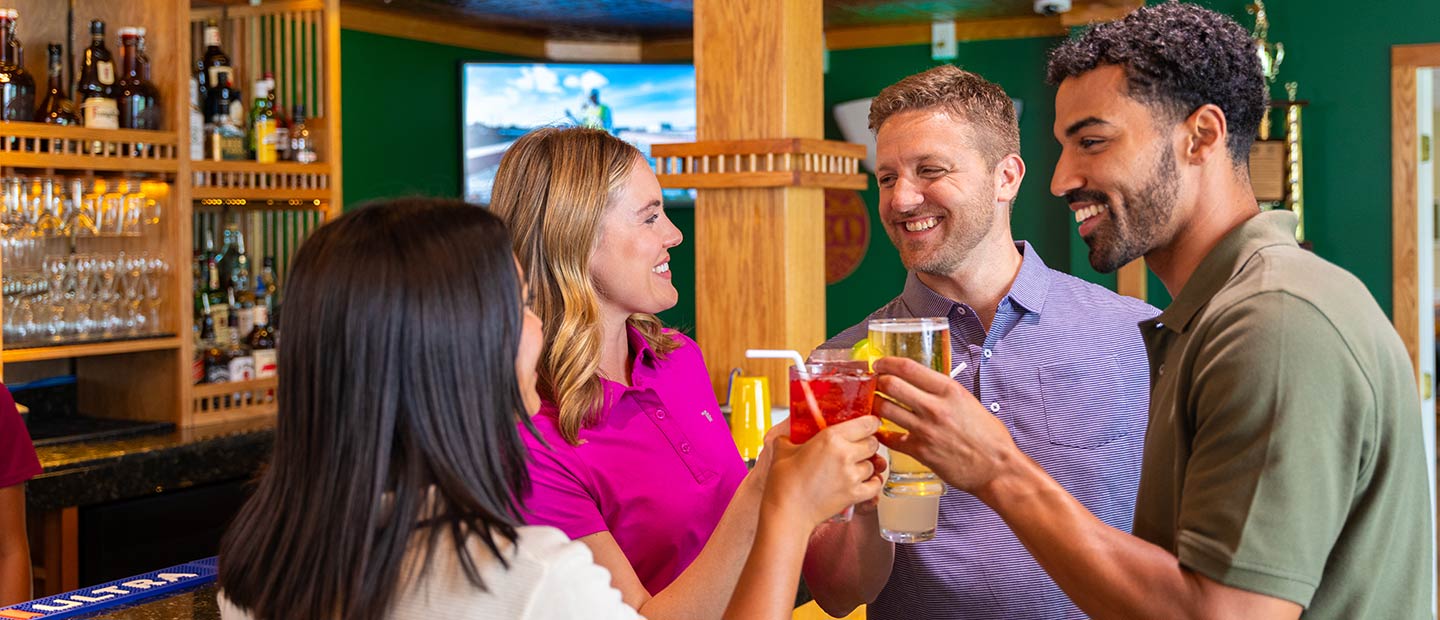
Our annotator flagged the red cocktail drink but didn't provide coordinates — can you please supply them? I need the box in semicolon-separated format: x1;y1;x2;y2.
789;360;877;443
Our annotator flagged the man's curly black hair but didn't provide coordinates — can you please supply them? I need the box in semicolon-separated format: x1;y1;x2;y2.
1046;1;1266;166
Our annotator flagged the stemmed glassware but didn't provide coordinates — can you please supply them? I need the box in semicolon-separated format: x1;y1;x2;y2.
0;174;170;348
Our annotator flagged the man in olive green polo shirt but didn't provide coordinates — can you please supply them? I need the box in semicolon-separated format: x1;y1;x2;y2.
870;4;1431;619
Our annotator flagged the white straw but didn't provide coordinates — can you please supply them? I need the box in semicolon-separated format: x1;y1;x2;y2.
746;349;810;377
746;349;826;430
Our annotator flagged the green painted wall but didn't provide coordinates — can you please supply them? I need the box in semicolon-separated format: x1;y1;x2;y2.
341;30;523;206
1200;0;1440;315
342;0;1440;331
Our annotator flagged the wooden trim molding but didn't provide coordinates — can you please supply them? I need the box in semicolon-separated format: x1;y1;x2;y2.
1389;44;1440;608
337;0;1141;60
339;5;546;57
1391;43;1440;381
653;139;868;190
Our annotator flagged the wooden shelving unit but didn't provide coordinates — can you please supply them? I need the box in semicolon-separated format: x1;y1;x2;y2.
181;0;342;427
2;337;183;364
0;0;342;429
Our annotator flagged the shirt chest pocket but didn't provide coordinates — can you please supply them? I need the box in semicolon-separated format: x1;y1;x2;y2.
1037;354;1148;450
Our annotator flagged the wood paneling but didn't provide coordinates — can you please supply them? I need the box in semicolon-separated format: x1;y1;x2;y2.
692;0;828;403
640;36;692;62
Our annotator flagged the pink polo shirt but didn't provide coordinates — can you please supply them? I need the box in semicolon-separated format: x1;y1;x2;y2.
519;327;747;594
1;385;41;489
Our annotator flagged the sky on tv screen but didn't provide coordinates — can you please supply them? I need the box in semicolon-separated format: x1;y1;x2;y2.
463;63;697;205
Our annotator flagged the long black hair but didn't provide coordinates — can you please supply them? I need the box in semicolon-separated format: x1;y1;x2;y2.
218;198;534;620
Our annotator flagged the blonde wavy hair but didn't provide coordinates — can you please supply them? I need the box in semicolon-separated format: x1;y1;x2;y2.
491;127;681;445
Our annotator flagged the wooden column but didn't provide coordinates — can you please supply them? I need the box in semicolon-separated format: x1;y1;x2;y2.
1117;259;1147;301
692;0;826;403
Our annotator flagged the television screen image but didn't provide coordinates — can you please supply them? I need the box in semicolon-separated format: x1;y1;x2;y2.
462;62;698;205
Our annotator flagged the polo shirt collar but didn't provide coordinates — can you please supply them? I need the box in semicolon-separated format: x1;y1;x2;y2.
596;325;662;409
898;241;1049;317
627;323;658;367
1156;209;1298;334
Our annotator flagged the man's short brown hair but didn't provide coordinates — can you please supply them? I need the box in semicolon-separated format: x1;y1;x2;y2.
868;65;1020;169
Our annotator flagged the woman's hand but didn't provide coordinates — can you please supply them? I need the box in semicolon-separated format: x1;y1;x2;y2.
762;416;884;528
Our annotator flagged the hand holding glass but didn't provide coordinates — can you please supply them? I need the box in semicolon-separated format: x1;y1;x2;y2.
788;358;877;523
868;317;950;543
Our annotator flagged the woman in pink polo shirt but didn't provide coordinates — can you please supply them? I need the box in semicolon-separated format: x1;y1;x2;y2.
493;127;779;617
0;384;41;606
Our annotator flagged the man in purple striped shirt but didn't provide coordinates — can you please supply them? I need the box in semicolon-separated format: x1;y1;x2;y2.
803;65;1156;619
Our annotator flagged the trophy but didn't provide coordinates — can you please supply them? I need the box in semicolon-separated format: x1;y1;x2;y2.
1248;1;1284;140
1283;82;1305;244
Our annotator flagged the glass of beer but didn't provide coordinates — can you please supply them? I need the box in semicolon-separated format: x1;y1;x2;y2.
867;317;949;484
789;357;877;523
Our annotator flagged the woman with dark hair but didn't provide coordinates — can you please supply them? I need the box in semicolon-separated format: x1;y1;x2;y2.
215;197;882;620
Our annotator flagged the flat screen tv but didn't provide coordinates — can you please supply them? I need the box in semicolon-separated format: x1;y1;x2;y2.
462;62;698;206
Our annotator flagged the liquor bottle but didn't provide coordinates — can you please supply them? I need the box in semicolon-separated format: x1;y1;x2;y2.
290;105;317;164
193;249;205;321
230;229;255;336
225;306;254;383
192;322;206;384
198;19;229;111
215;220;240;285
200;310;229;384
274;107;291;161
135;27;150;81
257;256;279;320
188;77;204;160
3;9;20;66
116;27;160;130
76;20;117;129
247;304;276;379
37;43;78;125
206;75;245;161
248;74;277;163
0;9;35;121
205;254;228;331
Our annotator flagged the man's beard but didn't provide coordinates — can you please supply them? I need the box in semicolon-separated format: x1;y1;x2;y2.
1080;146;1178;273
892;192;996;277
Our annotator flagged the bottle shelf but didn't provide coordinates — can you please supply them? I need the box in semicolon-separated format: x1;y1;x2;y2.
190;159;332;201
191;375;277;424
2;334;182;363
0;123;180;173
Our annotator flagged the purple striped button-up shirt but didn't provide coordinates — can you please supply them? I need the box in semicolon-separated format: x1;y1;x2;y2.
824;242;1157;619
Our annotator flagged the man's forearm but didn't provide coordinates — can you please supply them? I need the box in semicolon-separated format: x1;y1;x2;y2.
978;455;1212;619
800;504;894;616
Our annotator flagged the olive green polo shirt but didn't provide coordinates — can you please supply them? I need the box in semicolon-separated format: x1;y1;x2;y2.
1135;210;1431;616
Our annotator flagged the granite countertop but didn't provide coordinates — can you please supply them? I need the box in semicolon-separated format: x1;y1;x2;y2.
28;418;276;512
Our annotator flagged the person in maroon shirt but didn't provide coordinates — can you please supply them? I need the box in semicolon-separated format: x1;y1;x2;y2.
0;384;40;606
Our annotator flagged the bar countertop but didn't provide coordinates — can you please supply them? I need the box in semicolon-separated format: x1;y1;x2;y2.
27;418;276;512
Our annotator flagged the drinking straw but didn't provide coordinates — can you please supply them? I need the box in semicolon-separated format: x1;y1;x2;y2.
745;349;827;431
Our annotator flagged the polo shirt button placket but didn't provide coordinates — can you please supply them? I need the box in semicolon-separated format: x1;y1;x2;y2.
655;409;666;420
983;348;993;359
680;442;692;454
989;402;1000;413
